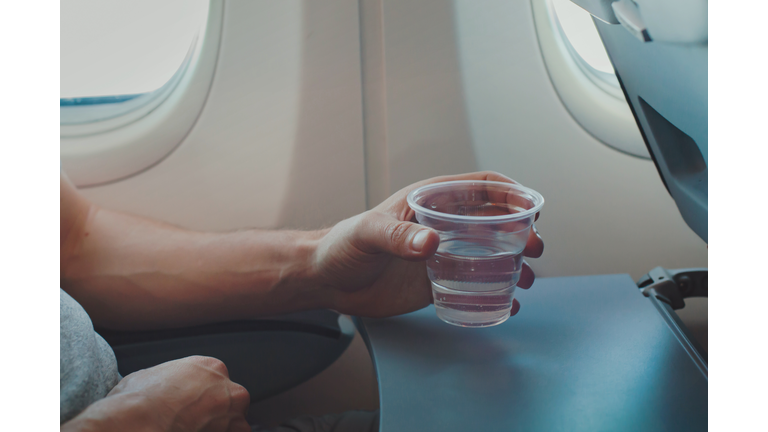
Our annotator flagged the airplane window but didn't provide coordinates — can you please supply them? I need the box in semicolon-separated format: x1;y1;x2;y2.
60;0;209;123
532;0;648;158
551;0;617;84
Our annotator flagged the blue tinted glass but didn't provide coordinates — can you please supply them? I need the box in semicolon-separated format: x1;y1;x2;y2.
60;94;144;106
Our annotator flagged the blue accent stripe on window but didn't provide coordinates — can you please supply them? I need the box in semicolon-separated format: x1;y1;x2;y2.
60;94;145;106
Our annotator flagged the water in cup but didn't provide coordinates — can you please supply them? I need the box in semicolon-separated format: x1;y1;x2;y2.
428;233;526;327
406;180;544;328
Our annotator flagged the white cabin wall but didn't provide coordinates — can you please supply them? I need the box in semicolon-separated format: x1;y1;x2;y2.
381;0;480;193
362;0;706;279
80;0;366;231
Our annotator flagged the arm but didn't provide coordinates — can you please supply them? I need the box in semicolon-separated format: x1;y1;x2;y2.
61;170;543;331
60;172;328;330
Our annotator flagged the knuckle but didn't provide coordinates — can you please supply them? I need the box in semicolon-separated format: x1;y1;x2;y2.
194;356;229;376
211;360;229;376
229;382;251;405
479;170;497;179
385;222;412;248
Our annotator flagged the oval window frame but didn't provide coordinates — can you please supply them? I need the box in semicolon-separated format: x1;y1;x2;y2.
60;39;196;130
531;0;649;159
60;0;224;187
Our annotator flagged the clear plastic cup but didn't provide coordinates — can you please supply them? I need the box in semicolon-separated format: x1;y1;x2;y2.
407;180;544;327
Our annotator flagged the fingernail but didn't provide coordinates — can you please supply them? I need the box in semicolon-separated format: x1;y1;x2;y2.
411;230;431;252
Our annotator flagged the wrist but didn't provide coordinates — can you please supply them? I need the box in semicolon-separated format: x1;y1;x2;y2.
274;228;336;312
300;224;356;314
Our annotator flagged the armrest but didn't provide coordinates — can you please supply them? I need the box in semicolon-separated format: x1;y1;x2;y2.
97;310;355;402
637;267;708;372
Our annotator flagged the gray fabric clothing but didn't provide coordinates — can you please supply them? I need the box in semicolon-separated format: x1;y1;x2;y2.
60;289;121;424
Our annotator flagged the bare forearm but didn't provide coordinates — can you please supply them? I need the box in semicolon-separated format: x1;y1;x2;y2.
60;207;332;330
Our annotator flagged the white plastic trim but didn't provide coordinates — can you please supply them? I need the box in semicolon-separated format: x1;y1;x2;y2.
60;0;224;187
531;0;649;159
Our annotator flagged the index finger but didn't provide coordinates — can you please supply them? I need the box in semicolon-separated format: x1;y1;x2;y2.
387;171;518;220
416;170;518;189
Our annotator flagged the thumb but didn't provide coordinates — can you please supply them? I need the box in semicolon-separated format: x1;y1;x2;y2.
355;212;440;261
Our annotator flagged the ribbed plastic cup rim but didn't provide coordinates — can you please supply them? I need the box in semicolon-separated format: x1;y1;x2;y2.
406;180;545;223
